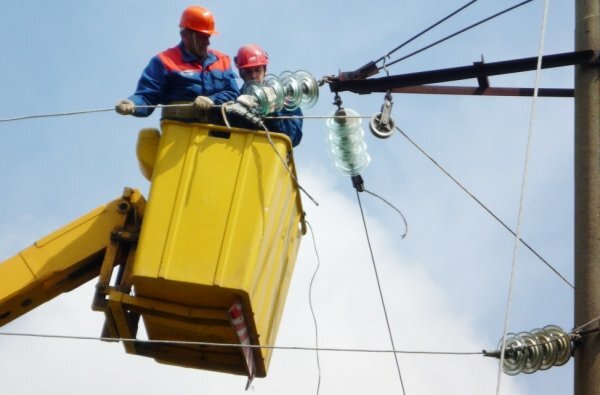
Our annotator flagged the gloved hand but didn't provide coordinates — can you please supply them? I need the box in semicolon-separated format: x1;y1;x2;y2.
193;96;214;111
225;102;265;130
236;94;258;109
115;99;135;115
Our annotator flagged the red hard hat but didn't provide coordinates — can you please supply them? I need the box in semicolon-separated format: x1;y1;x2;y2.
179;6;218;35
234;44;269;69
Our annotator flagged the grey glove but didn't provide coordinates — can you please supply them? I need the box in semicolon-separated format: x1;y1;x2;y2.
225;102;265;130
193;96;214;111
115;99;135;115
236;94;258;109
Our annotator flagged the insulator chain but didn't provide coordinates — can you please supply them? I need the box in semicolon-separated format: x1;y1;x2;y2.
325;107;371;177
243;70;319;116
488;325;572;375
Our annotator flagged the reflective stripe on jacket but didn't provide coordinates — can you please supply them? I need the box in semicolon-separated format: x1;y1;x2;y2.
129;43;240;117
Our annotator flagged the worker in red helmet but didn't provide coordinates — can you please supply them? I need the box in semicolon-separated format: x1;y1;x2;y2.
116;5;239;120
234;44;303;147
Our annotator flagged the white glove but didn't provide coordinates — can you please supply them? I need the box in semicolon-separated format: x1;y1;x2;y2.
193;96;214;111
236;94;258;109
115;99;135;115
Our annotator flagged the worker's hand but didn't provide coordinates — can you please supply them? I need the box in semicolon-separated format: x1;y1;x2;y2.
236;94;258;109
115;99;135;115
193;96;214;111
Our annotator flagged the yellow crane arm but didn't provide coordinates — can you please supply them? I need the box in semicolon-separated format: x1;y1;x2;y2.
0;188;145;327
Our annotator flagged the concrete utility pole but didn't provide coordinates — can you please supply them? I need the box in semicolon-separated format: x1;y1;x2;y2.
574;0;600;394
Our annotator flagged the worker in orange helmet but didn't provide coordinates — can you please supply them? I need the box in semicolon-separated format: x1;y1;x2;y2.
234;44;303;147
115;5;239;120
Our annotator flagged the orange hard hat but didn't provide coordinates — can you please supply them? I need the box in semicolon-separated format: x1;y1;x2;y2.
179;6;218;35
234;44;269;69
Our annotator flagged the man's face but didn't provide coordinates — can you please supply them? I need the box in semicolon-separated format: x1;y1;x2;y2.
182;29;210;59
240;66;266;83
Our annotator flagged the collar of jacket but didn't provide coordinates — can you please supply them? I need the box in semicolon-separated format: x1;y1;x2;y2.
178;42;217;68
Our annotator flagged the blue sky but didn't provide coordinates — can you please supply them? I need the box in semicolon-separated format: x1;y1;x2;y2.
0;1;576;394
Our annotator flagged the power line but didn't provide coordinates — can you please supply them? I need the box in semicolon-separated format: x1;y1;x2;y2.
356;190;407;394
381;0;535;70
373;0;480;65
0;331;483;356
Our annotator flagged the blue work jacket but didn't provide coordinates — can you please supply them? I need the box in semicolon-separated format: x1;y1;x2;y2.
265;107;303;147
129;43;240;117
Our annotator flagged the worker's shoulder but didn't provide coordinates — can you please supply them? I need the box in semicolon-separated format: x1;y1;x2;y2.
207;48;231;60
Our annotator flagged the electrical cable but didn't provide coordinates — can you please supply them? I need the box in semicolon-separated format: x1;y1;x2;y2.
496;1;549;393
379;0;535;70
0;101;570;287
306;220;322;395
363;188;408;239
394;126;574;290
356;190;406;395
0;107;115;122
373;0;479;65
0;103;194;123
572;315;600;335
0;331;483;355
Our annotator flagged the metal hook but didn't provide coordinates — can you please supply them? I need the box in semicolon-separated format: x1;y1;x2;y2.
382;53;391;77
333;92;343;110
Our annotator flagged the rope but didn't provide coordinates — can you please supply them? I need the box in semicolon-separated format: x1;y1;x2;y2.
395;127;573;289
306;220;322;395
356;190;406;394
496;1;549;393
0;331;483;355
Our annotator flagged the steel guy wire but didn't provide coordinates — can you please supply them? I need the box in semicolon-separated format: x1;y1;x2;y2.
496;1;549;393
306;220;322;395
394;126;573;290
380;0;535;70
0;331;484;355
356;190;406;395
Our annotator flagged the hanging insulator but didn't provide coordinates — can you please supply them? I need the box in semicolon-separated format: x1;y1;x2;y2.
243;70;319;115
325;108;371;176
496;325;572;375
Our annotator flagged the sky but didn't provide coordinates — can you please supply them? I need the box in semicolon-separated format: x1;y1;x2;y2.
0;1;577;394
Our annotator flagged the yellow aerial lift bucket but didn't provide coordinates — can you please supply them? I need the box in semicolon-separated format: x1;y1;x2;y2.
107;120;305;380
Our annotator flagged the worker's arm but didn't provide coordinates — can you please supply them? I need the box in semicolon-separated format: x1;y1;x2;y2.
127;57;168;117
